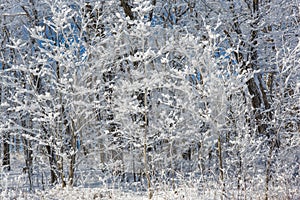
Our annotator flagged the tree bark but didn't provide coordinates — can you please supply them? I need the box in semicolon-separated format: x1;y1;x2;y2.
46;144;58;184
218;136;225;200
143;87;153;199
120;0;135;20
2;132;10;171
23;136;33;190
68;120;76;186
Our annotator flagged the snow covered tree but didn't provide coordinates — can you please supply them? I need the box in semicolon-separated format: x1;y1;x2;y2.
0;1;299;199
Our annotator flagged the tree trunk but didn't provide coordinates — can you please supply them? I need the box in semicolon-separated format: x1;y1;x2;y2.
58;155;66;187
218;136;225;200
23;137;33;190
46;144;58;184
2;132;10;171
143;87;153;199
41;124;59;185
68;120;76;186
120;0;135;20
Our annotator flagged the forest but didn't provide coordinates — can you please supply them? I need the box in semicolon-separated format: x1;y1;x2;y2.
0;0;299;199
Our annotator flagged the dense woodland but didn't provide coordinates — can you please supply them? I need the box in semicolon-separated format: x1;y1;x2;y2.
0;0;299;199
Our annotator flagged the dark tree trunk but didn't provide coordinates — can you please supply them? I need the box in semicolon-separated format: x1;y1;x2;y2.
120;0;135;20
246;0;271;135
2;132;10;171
46;144;58;184
23;136;33;190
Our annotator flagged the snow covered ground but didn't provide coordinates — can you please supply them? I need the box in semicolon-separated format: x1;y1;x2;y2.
0;185;221;200
1;153;299;199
